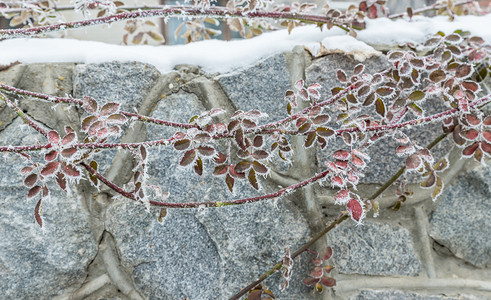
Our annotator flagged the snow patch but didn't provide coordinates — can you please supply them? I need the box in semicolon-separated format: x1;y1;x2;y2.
0;14;490;73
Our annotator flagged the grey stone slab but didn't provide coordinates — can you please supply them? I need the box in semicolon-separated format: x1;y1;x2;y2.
429;164;491;268
350;290;483;300
326;221;421;276
196;200;312;298
14;63;79;133
105;200;221;300
0;119;97;299
216;53;291;122
307;53;453;183
73;61;161;112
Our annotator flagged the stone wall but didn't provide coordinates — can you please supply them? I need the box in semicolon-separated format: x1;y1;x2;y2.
0;46;489;300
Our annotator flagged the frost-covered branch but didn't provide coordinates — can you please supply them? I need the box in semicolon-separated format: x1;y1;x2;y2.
0;5;341;39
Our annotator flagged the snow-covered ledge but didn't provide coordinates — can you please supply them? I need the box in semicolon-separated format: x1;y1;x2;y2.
0;14;490;300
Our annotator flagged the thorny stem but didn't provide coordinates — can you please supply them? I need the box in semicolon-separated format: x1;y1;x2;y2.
82;162;331;208
0;6;345;39
1;92;489;153
0;91;48;136
388;0;478;19
229;128;454;300
0;83;199;129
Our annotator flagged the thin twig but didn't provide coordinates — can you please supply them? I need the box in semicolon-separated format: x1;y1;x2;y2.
82;162;331;208
388;0;476;19
0;6;339;39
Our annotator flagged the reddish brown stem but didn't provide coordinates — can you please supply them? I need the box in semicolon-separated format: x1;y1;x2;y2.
0;6;335;39
388;0;476;19
82;161;330;208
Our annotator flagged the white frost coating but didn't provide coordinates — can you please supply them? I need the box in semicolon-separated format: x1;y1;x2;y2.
0;14;490;73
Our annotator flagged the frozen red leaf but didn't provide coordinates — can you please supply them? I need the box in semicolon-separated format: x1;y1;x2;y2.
242;119;256;129
235;161;252;172
61;163;80;177
408;90;425;101
483;131;491;143
298;122;311;134
421;172;436;188
456;64;472;78
462;81;479;92
61;147;77;158
100;103;120;116
34;198;43;227
465;114;481;127
337;69;347;82
462;129;479;140
396;145;415;155
305;131;316;148
47;130;60;144
41;161;60;176
462;142;479;157
375;98;386;117
331;176;344;187
88;120;104;136
309;267;323;278
106;113;126;124
320;276;336;287
28;185;42;199
213;164;228;176
388;51;404;61
312;114;331;125
322;247;333;261
193;157;203;176
194;133;212;143
197;145;215;156
234;127;246;150
248;169;259;190
406;154;422;170
252;150;269;160
317;127;335;138
253;135;263;148
481;141;491;155
21;166;35;175
24;173;38;187
82;116;97;131
295;79;304;90
83;96;98;114
376;87;394;96
180;149;196;167
347;198;364;222
57;172;67;191
351;155;366;168
354;64;364;75
213;152;227;164
174;139;191;151
225;174;234;193
332;150;350;161
429;70;446;83
252;161;268;174
303;277;319;286
44;150;58;162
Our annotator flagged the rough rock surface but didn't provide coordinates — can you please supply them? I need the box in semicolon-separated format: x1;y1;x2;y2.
73;61;161;112
0;118;97;299
216;53;291;122
326;221;421;276
430;164;491;268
